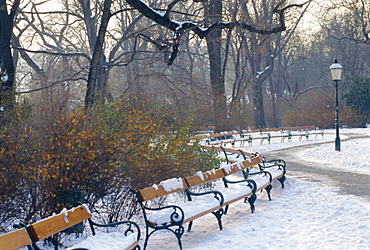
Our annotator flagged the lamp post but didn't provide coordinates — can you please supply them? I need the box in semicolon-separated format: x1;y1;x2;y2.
330;58;343;151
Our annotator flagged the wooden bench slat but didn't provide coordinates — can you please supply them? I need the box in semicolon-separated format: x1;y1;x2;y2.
221;154;263;175
221;162;246;175
139;178;189;201
185;168;225;186
29;205;92;241
126;240;139;250
0;228;33;250
251;153;264;164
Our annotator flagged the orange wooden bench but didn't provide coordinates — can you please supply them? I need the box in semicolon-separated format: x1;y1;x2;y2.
0;205;140;250
0;205;92;250
131;152;278;250
0;226;33;250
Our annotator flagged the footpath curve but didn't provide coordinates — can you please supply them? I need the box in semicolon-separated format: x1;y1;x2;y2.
262;134;370;200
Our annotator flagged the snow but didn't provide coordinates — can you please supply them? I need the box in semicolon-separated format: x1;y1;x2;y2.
68;232;137;250
138;128;370;250
256;66;270;79
61;208;69;223
152;183;159;190
46;128;370;249
196;171;204;181
1;74;8;83
301;138;370;175
148;195;222;227
159;177;184;192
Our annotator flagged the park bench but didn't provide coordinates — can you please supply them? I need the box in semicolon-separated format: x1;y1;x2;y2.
0;204;140;250
131;152;281;250
205;134;236;147
281;125;324;141
196;126;323;147
201;145;286;189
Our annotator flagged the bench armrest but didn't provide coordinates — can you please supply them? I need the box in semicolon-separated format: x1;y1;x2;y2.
88;219;140;242
260;162;286;177
185;189;224;206
222;178;257;193
262;158;286;168
143;205;185;229
245;170;273;182
130;189;185;229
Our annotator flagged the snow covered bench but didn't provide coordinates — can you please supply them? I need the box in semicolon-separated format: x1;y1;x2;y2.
131;152;274;250
5;205;140;250
281;125;324;141
201;145;286;189
69;219;140;250
0;205;92;250
196;126;323;147
131;177;224;250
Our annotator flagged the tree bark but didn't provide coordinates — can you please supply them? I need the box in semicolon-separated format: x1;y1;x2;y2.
205;0;228;132
0;0;20;123
85;0;113;108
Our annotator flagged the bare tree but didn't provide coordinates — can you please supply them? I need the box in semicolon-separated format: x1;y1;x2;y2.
5;0;308;130
0;0;20;123
125;0;310;130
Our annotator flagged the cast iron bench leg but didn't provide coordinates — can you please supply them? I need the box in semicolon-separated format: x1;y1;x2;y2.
187;221;193;232
212;209;224;230
245;193;257;213
278;176;286;189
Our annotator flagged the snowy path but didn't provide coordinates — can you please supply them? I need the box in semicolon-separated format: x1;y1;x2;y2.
263;133;370;199
137;129;370;250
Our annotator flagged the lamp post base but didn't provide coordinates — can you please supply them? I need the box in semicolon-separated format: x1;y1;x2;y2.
335;136;341;151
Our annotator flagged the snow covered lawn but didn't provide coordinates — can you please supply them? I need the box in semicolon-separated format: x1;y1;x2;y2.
56;128;370;249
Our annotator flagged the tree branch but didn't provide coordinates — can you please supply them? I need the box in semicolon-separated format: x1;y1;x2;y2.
16;76;87;94
13;47;91;61
126;0;310;64
126;0;310;38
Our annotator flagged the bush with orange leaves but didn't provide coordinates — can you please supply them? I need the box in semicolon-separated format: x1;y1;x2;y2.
0;101;220;227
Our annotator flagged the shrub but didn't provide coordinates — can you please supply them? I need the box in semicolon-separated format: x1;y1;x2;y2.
340;107;367;128
0;100;220;226
281;109;334;129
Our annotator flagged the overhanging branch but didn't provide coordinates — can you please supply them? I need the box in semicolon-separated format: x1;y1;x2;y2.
126;0;310;37
126;0;310;64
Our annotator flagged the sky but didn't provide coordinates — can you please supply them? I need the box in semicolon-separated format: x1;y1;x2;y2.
43;128;370;250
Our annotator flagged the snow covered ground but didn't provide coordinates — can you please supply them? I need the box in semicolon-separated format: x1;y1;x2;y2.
63;128;370;249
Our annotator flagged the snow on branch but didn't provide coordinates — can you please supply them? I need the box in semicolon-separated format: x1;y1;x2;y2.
126;0;310;64
126;0;310;36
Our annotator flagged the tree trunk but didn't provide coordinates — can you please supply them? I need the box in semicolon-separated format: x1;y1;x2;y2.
0;0;20;123
84;0;112;108
269;74;279;127
205;0;228;132
252;81;266;127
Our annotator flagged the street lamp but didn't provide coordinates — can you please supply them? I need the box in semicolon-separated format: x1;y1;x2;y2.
330;58;343;151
